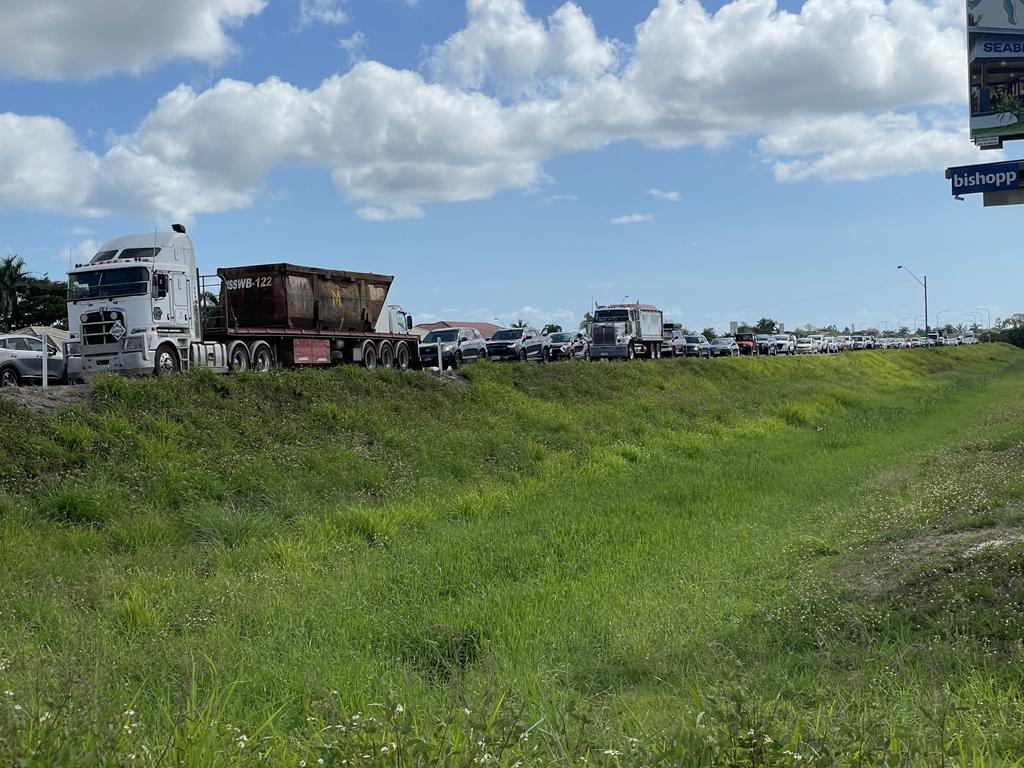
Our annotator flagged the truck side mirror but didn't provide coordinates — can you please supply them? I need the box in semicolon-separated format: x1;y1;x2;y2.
154;273;168;299
405;314;413;332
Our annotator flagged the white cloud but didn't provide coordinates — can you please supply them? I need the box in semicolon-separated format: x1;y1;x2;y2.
540;193;578;204
298;0;349;28
647;188;681;202
611;213;654;224
761;112;989;183
426;0;618;97
338;31;368;65
356;203;425;221
0;0;266;80
0;0;980;219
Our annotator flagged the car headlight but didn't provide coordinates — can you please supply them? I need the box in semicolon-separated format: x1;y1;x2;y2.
442;343;456;351
123;336;145;352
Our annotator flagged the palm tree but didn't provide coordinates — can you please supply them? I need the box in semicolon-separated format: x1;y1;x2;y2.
511;319;528;328
0;255;30;332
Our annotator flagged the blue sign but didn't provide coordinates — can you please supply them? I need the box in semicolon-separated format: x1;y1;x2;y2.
946;161;1023;195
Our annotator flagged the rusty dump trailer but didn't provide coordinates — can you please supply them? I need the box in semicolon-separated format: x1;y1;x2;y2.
203;263;420;370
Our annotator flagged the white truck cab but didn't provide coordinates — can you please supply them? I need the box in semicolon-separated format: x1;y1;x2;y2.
67;226;202;376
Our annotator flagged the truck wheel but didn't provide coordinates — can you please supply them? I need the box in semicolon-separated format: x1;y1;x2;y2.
627;345;636;361
379;342;395;369
395;342;411;370
154;344;180;376
250;343;274;373
228;342;250;372
362;342;378;370
0;366;19;387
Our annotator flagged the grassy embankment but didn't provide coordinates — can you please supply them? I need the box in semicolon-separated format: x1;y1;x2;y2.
2;346;1024;766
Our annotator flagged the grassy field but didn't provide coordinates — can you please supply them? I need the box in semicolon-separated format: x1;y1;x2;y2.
1;346;1024;766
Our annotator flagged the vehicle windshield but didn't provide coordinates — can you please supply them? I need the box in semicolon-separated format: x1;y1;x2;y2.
68;267;150;301
684;336;700;343
594;309;629;322
711;338;731;345
736;333;754;340
422;330;458;344
756;334;770;340
491;329;524;340
798;337;812;343
549;333;572;342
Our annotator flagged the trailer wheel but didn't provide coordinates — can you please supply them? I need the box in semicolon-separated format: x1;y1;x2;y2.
250;342;274;373
395;342;411;370
228;342;250;372
362;342;378;370
154;344;180;376
378;342;395;369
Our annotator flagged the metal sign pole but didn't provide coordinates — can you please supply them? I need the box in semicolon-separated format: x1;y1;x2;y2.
41;331;48;390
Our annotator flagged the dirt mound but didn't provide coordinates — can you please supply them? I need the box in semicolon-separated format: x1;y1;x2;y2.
0;384;95;414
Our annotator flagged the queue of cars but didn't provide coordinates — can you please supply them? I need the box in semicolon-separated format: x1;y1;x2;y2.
415;324;981;369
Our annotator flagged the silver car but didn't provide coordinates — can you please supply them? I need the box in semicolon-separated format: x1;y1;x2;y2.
419;327;488;369
0;334;70;386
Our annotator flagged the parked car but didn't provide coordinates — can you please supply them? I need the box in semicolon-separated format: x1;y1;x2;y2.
836;336;851;351
681;334;711;358
547;331;589;361
485;327;549;361
795;337;817;354
775;333;796;355
755;334;778;355
419;327;488;369
735;332;759;356
0;334;70;386
708;336;740;357
820;336;838;354
850;336;866;350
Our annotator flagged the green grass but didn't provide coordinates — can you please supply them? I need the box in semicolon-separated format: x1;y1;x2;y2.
2;346;1024;766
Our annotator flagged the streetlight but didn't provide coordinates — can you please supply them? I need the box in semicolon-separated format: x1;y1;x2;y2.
966;310;982;329
935;309;953;329
914;315;925;333
974;306;991;329
898;266;928;336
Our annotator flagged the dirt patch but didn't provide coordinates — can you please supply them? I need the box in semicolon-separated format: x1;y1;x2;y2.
847;524;1024;600
0;384;95;414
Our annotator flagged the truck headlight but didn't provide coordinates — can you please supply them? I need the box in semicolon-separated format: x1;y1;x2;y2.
123;336;145;352
66;342;81;356
616;336;625;344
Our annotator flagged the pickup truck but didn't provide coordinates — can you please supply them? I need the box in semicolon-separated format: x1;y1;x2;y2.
485;327;549;361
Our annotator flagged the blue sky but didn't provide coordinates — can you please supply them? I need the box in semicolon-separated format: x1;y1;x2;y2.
0;0;1012;333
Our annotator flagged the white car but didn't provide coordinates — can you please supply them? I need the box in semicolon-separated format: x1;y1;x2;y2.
0;334;72;387
795;337;817;354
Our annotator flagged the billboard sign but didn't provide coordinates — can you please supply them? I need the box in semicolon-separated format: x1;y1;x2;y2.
969;1;1024;147
946;160;1022;194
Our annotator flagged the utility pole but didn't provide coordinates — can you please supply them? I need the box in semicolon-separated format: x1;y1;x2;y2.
898;266;928;336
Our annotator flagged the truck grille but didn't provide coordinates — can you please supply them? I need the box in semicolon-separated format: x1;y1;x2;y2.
592;325;617;345
82;310;126;347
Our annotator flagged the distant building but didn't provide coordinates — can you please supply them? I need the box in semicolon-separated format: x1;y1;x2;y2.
415;321;503;340
14;326;71;347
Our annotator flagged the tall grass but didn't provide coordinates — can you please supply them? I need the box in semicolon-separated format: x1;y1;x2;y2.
1;346;1023;765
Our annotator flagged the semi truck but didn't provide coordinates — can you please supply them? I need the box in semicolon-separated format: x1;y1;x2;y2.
66;225;420;376
587;303;665;360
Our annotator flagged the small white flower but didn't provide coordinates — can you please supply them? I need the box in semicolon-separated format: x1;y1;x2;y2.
299;761;306;767
394;703;404;714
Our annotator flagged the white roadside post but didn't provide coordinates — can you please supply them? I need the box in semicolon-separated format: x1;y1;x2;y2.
437;337;444;373
41;331;48;390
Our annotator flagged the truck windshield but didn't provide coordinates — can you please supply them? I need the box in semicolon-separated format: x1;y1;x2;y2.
491;329;524;340
594;310;629;322
423;330;458;343
68;267;150;301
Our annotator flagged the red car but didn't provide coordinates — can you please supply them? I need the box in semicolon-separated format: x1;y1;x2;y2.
734;332;759;355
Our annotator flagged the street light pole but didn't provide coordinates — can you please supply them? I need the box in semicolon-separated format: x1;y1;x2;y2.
898;266;928;336
975;306;991;329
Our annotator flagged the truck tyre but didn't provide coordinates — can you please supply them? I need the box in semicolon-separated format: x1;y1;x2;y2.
627;345;636;361
362;342;378;370
250;342;274;373
154;344;180;376
0;366;19;387
228;342;250;372
395;342;411;370
379;342;395;369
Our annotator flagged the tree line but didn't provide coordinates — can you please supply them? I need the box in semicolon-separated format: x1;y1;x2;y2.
0;255;69;333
